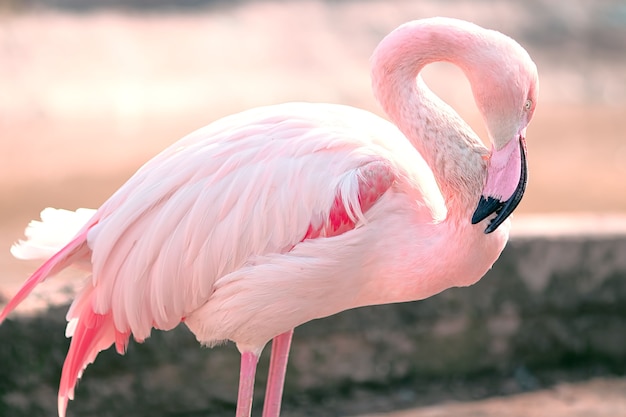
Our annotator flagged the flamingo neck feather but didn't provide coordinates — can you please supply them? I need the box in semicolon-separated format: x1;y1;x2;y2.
370;18;493;218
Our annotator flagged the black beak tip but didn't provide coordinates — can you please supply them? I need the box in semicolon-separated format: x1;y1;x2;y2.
471;196;501;225
471;196;504;234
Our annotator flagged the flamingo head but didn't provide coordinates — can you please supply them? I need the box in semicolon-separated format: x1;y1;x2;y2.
468;32;539;234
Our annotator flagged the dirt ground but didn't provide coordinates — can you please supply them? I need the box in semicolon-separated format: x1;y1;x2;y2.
359;378;626;417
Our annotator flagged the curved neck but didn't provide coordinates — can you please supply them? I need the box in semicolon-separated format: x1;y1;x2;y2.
370;20;490;218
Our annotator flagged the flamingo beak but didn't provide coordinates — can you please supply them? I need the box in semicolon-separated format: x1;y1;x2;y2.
471;135;528;234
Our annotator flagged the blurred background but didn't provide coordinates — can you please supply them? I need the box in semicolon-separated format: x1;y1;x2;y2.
0;0;625;416
1;0;625;278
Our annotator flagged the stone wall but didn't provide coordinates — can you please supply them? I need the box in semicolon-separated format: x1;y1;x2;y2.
1;214;625;417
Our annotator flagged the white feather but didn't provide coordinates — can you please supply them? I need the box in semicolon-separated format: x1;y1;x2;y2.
11;208;96;260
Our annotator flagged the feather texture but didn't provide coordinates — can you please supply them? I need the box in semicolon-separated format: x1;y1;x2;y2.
81;103;442;340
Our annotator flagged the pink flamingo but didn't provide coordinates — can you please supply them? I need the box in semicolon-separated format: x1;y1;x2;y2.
0;17;537;417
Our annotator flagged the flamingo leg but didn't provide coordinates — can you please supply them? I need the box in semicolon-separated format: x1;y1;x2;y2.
236;351;259;417
262;329;294;417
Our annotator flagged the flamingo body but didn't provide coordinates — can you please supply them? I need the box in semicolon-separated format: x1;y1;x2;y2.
0;17;538;417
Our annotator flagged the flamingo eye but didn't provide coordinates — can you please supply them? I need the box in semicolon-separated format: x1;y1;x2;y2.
524;99;532;111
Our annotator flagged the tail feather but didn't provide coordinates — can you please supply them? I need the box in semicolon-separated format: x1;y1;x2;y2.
0;230;91;323
1;208;96;324
58;305;130;417
1;207;130;417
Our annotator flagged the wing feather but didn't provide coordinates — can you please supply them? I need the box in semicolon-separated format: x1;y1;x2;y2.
81;102;430;339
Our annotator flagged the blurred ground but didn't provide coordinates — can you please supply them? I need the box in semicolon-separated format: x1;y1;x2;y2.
358;378;626;417
2;219;626;417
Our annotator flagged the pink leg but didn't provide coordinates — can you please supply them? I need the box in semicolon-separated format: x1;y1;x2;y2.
262;329;294;417
236;351;259;417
